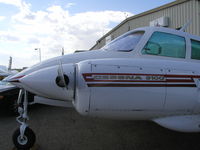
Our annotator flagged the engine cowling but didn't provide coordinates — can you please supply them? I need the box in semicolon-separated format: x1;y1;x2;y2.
19;64;75;101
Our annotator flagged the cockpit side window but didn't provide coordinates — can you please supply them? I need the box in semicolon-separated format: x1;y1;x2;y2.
191;39;200;60
141;32;186;58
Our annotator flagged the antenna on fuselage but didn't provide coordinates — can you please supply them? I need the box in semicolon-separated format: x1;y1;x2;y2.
180;19;192;32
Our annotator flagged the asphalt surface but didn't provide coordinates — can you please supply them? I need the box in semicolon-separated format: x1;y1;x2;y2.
1;104;200;150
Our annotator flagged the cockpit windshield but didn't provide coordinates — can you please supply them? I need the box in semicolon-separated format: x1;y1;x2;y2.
102;31;144;52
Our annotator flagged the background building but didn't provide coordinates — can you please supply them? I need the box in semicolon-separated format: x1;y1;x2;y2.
91;0;200;50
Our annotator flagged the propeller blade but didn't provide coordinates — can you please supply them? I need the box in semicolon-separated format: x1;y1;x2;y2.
56;61;69;88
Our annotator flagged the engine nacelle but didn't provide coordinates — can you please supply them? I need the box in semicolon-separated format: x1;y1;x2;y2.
73;61;91;116
73;58;161;119
74;59;131;118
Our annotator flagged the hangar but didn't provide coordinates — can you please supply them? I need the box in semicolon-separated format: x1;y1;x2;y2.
91;0;200;50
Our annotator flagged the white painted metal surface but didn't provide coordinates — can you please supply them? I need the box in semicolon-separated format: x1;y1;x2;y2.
7;26;200;132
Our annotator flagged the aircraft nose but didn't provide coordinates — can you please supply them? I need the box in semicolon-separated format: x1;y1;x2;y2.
5;75;25;83
3;73;26;88
19;64;75;101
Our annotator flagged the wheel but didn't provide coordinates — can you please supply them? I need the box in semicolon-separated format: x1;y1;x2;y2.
12;127;36;150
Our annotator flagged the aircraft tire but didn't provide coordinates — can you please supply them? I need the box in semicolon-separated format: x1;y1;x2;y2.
12;127;36;150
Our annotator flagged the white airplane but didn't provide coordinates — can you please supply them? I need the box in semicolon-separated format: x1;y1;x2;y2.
6;26;200;149
0;66;10;80
0;57;18;80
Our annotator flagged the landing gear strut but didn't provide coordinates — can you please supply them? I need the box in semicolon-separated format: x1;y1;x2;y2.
12;89;36;150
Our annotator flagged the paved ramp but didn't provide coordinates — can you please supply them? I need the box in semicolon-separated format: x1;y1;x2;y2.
1;104;200;150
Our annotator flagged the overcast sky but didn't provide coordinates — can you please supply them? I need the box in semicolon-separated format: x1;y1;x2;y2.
0;0;175;68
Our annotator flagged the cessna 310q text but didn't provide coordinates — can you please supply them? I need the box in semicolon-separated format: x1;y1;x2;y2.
6;26;200;149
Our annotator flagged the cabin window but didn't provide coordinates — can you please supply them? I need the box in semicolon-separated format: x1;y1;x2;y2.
142;32;186;58
191;40;200;60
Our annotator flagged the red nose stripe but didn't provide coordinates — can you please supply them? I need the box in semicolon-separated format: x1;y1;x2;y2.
9;75;25;82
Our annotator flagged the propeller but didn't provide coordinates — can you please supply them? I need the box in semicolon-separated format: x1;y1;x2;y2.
56;61;69;88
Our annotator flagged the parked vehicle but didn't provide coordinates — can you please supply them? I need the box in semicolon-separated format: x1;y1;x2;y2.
0;81;19;115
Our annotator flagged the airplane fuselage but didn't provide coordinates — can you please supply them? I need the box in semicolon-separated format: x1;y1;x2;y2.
8;26;200;132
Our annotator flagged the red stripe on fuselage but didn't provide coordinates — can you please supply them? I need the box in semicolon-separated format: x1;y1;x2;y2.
87;83;196;87
83;73;199;87
83;73;200;78
82;73;197;82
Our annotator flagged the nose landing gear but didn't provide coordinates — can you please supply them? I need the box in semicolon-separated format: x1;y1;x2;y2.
12;89;36;150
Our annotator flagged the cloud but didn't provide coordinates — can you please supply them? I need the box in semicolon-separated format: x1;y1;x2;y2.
66;2;75;8
0;0;31;12
0;31;21;42
0;16;5;21
0;1;133;68
0;34;20;42
27;37;40;44
0;0;22;7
